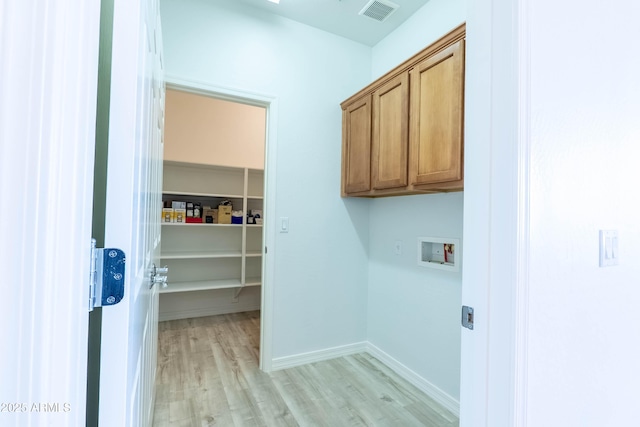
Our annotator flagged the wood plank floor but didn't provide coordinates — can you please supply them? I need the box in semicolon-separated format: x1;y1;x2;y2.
153;311;459;427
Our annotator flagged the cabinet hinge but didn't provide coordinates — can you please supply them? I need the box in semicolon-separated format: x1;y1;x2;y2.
89;239;126;311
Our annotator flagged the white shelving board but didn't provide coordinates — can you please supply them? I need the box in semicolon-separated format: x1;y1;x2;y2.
244;277;262;287
161;250;243;259
160;279;241;293
161;223;243;228
162;190;244;199
159;279;263;294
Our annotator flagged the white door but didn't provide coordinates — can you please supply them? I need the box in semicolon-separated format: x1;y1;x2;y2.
0;0;101;425
98;0;165;426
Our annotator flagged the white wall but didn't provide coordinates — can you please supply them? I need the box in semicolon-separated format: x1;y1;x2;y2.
160;0;371;358
368;193;463;398
526;1;640;425
367;0;466;401
372;0;466;80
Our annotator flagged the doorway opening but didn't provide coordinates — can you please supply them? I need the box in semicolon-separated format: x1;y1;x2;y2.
159;80;277;371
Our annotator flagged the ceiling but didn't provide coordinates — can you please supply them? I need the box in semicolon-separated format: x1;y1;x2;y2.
234;0;432;46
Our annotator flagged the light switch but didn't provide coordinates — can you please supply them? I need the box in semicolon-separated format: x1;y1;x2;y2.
280;217;289;233
599;230;619;267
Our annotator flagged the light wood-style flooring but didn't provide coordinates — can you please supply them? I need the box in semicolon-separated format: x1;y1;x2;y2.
153;311;459;427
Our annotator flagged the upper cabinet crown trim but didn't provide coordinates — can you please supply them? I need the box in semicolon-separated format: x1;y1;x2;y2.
341;23;466;109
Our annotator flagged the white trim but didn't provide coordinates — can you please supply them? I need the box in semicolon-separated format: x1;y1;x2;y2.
158;302;262;322
513;0;531;425
164;74;274;108
271;342;368;371
366;343;460;417
461;0;530;425
163;74;278;373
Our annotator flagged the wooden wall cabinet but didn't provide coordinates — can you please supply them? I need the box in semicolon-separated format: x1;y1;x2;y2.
341;24;465;197
409;39;464;189
372;72;409;191
342;95;372;194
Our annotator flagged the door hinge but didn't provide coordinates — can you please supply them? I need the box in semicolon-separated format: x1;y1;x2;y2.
461;305;474;330
89;239;126;311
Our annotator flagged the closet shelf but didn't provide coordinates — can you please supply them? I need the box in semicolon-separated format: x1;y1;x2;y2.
161;250;242;260
161;223;242;228
160;279;262;294
162;190;244;199
244;277;262;287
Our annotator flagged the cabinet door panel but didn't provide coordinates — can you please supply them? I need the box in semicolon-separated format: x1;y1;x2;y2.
372;73;409;190
342;96;372;194
410;40;464;185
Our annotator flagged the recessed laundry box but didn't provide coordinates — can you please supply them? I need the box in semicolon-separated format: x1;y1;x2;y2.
417;237;461;272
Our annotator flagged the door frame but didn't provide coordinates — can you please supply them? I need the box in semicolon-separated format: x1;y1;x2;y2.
460;0;530;425
163;75;278;372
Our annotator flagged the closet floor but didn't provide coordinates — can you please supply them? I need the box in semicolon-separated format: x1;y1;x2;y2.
153;311;459;427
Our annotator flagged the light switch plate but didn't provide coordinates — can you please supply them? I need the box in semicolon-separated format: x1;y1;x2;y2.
280;217;289;233
599;229;619;267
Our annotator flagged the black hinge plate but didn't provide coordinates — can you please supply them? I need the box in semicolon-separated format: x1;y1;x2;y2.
91;239;126;311
99;248;126;306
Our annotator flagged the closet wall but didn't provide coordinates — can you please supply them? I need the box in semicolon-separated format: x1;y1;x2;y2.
164;89;265;168
159;89;266;321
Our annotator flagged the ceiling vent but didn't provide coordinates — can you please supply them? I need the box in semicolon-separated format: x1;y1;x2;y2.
358;0;399;22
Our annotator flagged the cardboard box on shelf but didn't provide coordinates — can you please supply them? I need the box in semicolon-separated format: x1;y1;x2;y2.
218;204;232;224
161;208;173;223
203;207;218;224
174;208;186;223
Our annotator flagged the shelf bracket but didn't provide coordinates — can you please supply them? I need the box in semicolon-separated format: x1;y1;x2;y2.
233;285;246;300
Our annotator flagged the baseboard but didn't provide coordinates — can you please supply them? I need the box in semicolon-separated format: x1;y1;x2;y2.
365;342;460;416
270;341;459;415
158;302;261;322
271;341;368;371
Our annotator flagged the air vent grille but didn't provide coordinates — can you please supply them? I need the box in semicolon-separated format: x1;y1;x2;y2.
359;0;399;22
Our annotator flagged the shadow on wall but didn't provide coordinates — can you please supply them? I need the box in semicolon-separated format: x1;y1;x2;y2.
342;197;371;256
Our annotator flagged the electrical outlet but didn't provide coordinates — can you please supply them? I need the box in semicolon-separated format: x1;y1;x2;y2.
394;240;402;255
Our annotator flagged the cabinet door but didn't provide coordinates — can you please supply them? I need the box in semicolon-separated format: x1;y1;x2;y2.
342;95;372;194
409;39;465;186
372;72;409;190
